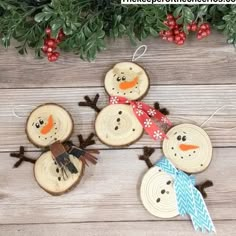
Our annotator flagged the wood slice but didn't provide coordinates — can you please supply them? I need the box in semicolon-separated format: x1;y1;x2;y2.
140;165;178;218
95;104;143;147
162;124;212;173
34;151;84;196
26;103;73;148
104;62;150;100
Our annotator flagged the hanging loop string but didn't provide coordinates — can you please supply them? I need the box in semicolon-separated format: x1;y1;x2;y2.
200;104;236;130
12;105;36;118
132;45;147;62
169;105;236;131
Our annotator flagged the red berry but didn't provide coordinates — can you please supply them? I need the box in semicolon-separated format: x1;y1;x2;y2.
197;34;203;40
187;24;191;31
42;45;48;53
47;52;53;57
159;31;164;36
200;24;207;30
167;36;174;42
47;47;53;53
164;20;168;25
165;30;173;37
45;28;51;35
46;39;56;47
48;54;58;62
206;29;211;35
191;23;198;31
167;14;174;20
175;35;181;42
168;20;176;26
179;32;186;38
174;29;180;35
54;52;60;57
201;31;207;37
198;29;203;35
176;39;184;45
162;36;167;40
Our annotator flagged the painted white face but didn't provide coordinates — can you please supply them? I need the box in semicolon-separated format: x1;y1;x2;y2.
163;124;212;173
104;62;149;100
95;104;143;146
34;151;83;195
26;104;73;147
140;166;178;218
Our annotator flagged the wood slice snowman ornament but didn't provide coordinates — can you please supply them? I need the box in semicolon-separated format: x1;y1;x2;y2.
10;103;98;195
79;46;171;146
139;143;215;232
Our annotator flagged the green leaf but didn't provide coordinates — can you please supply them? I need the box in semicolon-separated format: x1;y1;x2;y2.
149;27;158;37
176;16;183;25
119;24;126;33
34;13;46;23
173;6;182;18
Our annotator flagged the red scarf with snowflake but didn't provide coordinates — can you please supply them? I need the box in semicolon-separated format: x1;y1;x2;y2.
109;96;172;140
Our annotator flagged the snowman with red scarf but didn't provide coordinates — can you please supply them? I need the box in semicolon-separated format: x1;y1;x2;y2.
79;61;171;147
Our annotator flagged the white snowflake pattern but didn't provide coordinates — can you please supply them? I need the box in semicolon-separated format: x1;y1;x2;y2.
144;118;152;128
147;109;156;116
153;130;163;140
110;97;119;104
137;102;143;109
136;109;144;116
161;116;168;124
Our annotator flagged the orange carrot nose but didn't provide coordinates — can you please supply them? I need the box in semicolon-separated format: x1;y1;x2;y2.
40;115;54;135
179;144;199;151
119;77;138;90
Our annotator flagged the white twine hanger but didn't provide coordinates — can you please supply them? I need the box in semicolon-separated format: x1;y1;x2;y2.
12;105;36;118
170;104;236;131
132;45;148;62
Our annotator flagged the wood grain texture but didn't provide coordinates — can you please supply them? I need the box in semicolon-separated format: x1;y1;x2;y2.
1;221;235;236
0;33;236;235
1;148;236;224
0;32;235;88
1;85;236;151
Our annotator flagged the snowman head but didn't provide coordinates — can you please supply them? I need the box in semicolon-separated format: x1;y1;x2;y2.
104;62;149;100
163;124;212;173
140;165;178;218
26;104;73;147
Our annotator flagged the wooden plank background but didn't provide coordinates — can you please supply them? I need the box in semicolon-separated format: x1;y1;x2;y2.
0;32;236;235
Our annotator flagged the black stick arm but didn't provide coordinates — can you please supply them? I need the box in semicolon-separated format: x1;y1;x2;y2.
10;146;36;168
139;146;155;168
78;94;101;113
195;180;213;199
78;133;96;149
154;102;169;115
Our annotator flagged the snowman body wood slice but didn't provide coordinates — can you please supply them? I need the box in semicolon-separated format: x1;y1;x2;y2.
11;103;98;195
79;62;171;147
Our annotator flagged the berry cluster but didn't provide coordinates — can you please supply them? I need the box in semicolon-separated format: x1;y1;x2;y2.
160;14;211;46
196;23;211;40
42;28;65;62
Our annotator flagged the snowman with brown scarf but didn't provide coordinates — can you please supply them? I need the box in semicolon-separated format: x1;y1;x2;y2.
10;103;98;195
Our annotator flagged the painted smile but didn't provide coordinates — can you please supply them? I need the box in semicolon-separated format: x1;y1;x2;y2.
40;115;54;135
119;77;138;90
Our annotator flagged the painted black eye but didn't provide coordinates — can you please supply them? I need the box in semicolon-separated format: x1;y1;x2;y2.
117;77;121;82
177;135;182;141
122;76;126;81
182;136;186;141
35;123;40;128
39;119;44;125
